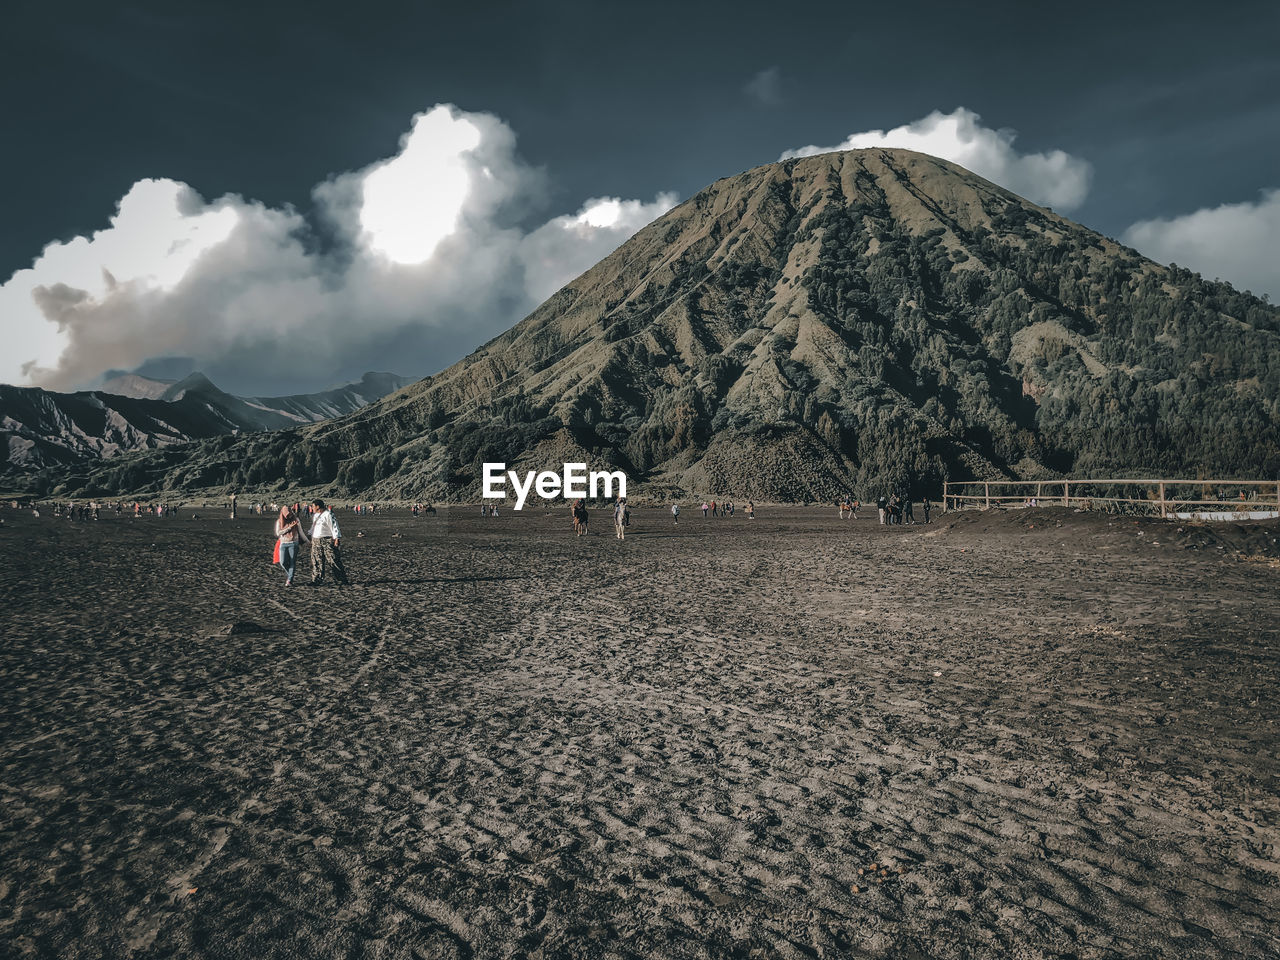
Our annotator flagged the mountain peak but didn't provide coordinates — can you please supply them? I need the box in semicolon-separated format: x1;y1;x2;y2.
40;150;1280;498
98;373;177;400
2;370;411;477
160;372;223;402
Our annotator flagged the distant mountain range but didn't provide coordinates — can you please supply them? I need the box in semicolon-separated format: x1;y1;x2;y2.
21;147;1280;501
2;371;411;473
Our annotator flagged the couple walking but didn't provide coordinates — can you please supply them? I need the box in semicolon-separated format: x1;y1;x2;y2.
274;499;349;587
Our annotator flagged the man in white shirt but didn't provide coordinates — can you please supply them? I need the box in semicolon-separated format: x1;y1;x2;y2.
309;499;350;586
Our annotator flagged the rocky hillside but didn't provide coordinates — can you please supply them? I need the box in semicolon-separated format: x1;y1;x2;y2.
2;372;411;473
35;148;1280;500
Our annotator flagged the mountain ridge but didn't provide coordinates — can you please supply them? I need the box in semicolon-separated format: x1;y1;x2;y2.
23;148;1280;499
2;371;412;473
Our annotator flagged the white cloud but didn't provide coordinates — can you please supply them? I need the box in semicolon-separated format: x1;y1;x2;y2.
1;104;676;392
781;107;1092;211
744;67;782;106
358;108;483;264
1122;189;1280;301
519;193;678;302
17;194;322;389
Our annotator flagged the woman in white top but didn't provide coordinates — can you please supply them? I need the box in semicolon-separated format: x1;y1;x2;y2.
275;506;310;587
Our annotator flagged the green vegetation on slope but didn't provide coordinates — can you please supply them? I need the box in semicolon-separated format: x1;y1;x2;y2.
30;149;1280;501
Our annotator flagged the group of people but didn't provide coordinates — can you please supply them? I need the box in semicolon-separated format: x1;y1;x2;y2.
680;500;754;522
875;493;931;525
696;500;740;518
16;499;252;521
134;502;178;518
272;499;348;587
18;488;942;598
57;502;101;521
30;500;181;520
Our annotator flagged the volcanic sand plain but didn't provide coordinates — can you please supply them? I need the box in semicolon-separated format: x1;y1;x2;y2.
0;504;1277;959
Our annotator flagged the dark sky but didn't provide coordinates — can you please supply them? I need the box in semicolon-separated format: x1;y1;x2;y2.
3;0;1278;392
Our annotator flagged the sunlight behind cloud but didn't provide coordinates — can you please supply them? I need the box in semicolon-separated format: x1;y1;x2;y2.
577;199;625;228
0;104;677;390
359;107;483;265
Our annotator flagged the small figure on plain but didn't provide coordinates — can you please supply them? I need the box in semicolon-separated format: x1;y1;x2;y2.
573;498;589;536
614;496;629;540
877;495;887;525
309;499;349;586
275;506;310;587
229;492;237;520
851;498;860;518
701;502;709;518
746;501;755;519
903;495;915;525
922;497;931;524
671;502;680;524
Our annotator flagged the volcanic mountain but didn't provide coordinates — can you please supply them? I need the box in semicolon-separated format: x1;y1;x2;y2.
2;372;410;474
41;148;1280;500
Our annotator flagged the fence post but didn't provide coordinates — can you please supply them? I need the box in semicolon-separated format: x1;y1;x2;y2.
1063;481;1069;508
984;482;990;509
943;481;948;513
1159;481;1166;519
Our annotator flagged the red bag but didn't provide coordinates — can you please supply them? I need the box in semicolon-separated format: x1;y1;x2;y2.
272;539;281;564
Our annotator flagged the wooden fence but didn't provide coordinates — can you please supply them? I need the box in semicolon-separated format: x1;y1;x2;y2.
942;478;1280;518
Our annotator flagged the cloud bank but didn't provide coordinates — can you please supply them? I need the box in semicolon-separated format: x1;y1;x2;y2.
781;107;1093;212
1;105;677;393
1122;189;1280;301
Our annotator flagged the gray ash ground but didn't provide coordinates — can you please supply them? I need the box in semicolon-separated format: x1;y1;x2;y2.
1;505;1278;959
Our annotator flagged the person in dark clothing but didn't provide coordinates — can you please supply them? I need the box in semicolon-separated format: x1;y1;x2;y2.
903;496;915;524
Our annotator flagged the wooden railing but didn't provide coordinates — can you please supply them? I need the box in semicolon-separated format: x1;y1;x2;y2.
943;479;1280;518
